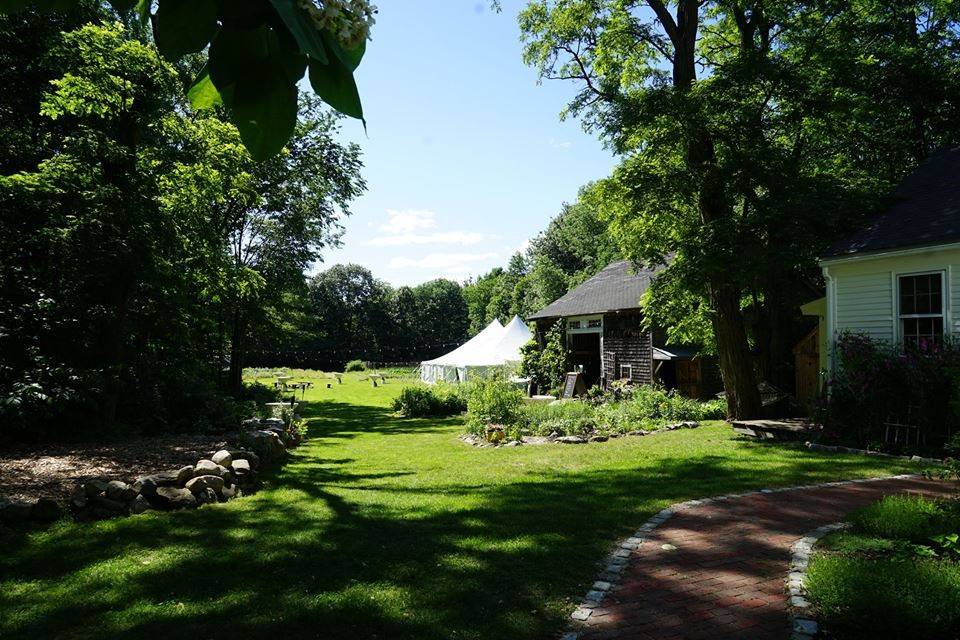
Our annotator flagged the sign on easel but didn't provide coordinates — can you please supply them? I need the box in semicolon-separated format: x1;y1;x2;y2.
562;371;586;399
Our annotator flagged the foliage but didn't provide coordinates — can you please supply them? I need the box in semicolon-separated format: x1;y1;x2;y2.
850;495;960;543
806;555;960;639
519;0;960;416
809;494;960;639
465;376;525;430
290;266;470;368
518;321;569;394
0;16;364;440
827;332;960;450
4;0;375;159
344;359;366;372
496;385;725;437
392;383;467;418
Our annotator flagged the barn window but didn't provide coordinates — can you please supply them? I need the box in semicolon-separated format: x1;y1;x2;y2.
568;320;581;330
619;364;633;381
898;272;945;349
587;318;602;328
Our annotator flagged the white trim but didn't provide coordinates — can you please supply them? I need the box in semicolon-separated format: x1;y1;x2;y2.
823;267;836;373
566;314;603;334
619;364;633;381
820;241;960;267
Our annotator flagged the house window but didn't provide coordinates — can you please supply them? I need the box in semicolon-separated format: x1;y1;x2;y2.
898;272;945;348
587;318;602;328
619;364;633;381
568;320;581;330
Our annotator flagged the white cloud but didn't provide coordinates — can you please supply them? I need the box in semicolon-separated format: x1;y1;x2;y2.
368;231;485;247
549;138;572;149
389;252;499;272
379;209;437;234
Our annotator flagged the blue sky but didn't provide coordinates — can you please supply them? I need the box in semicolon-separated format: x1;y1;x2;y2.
321;0;618;287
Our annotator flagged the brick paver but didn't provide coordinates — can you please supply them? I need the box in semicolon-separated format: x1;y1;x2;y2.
579;476;956;640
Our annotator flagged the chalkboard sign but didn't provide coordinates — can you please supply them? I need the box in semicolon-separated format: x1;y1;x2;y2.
562;372;586;399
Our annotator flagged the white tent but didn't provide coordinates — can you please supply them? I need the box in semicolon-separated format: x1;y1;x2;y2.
419;316;533;384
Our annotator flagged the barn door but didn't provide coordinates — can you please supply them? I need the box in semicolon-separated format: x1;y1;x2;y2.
676;360;701;398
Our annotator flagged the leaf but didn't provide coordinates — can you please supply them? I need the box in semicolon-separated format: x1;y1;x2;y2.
231;74;298;161
268;0;328;64
154;0;218;60
208;26;270;95
324;31;365;71
107;0;137;12
187;65;222;110
308;39;363;121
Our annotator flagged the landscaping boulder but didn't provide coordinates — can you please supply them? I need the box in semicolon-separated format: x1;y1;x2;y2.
70;488;89;511
0;500;33;523
153;486;197;510
194;459;220;476
588;435;609;443
556;435;587;444
130;494;153;515
106;480;136;502
134;471;180;497
195;487;219;506
221;484;239;500
211;450;233;467
230;458;251;477
216;465;232;485
32;498;61;522
239;430;286;465
92;495;128;514
185;475;225;495
84;478;110;497
176;465;195;485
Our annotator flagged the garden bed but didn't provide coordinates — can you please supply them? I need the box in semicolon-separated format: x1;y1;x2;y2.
805;494;960;639
0;434;231;503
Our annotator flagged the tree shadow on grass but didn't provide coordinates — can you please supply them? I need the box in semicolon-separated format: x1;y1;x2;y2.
0;406;923;640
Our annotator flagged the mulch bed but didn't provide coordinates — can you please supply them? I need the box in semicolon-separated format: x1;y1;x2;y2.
0;434;231;503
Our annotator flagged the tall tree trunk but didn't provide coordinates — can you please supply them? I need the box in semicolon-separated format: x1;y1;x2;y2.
653;0;762;418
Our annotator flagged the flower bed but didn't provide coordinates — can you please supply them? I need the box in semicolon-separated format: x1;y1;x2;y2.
806;494;960;639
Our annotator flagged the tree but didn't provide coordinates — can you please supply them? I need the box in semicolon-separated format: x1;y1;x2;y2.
411;279;470;359
2;0;375;159
519;0;960;417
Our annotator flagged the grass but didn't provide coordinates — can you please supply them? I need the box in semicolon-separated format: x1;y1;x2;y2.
808;494;960;639
0;372;921;640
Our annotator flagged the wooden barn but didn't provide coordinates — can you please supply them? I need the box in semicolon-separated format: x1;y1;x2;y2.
527;261;722;398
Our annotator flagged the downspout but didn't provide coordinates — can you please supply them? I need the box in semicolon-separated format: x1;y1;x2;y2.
823;265;836;377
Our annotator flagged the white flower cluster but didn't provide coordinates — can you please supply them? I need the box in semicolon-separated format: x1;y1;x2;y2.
299;0;377;49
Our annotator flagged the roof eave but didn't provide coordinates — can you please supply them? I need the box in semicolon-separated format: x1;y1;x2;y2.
820;239;960;267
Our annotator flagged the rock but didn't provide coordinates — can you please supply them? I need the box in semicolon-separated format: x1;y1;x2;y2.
0;500;34;523
211;450;233;467
177;465;195;485
588;435;609;443
216;465;232;485
239;430;286;465
70;488;89;511
547;431;560;440
556;435;587;444
106;480;136;502
627;429;650;436
133;471;180;496
185;475;225;495
92;495;128;514
31;498;61;522
84;478;110;497
221;484;239;500
244;451;260;470
196;487;219;505
130;494;153;515
153;486;197;510
230;458;252;476
195;459;220;476
682;421;699;428
501;440;522;447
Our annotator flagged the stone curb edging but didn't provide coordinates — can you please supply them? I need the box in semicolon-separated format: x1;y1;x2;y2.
461;421;701;449
787;521;849;640
802;442;942;465
559;473;921;640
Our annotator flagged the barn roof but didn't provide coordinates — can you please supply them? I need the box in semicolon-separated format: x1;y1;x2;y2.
822;147;960;260
527;260;660;320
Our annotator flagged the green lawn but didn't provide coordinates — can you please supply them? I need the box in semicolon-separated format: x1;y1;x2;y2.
1;373;919;640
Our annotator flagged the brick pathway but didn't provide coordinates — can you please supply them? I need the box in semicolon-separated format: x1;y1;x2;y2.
578;475;956;640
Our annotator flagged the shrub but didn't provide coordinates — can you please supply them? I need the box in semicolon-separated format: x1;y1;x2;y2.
850;494;960;542
466;377;524;433
392;384;467;418
345;359;366;372
806;555;960;639
515;400;599;436
519;321;569;393
828;332;960;450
